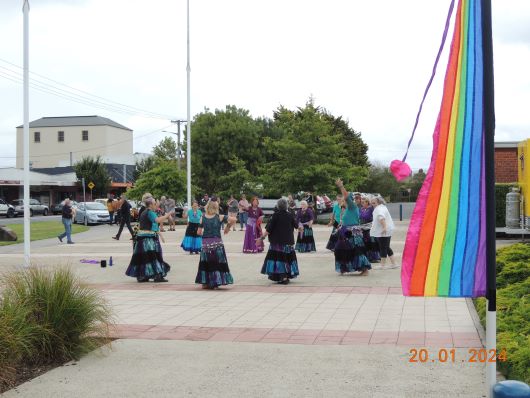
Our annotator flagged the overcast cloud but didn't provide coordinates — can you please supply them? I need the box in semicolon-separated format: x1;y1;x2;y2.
0;0;529;170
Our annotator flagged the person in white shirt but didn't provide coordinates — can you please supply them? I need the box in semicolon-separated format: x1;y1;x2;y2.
370;196;399;269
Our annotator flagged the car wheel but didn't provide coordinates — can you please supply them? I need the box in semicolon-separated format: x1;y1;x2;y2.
30;209;34;217
84;217;88;226
43;208;48;216
7;208;14;218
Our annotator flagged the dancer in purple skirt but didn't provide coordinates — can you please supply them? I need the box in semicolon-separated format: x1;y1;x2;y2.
195;200;237;289
243;197;264;253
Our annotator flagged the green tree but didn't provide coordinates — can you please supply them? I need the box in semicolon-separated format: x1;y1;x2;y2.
188;105;264;194
127;161;186;201
133;155;157;181
152;137;178;161
261;101;368;196
322;113;369;167
358;162;401;201
218;157;263;198
73;156;110;198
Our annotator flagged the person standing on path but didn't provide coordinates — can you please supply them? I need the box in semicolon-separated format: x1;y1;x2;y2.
58;198;76;244
242;197;264;253
370;196;399;269
257;198;299;284
295;200;316;253
195;200;236;289
163;197;176;231
113;195;134;240
125;197;172;283
107;196;115;225
238;194;249;231
334;178;371;276
227;195;239;232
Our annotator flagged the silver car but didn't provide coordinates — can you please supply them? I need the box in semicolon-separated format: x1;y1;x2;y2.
74;202;110;226
11;199;49;216
0;198;17;218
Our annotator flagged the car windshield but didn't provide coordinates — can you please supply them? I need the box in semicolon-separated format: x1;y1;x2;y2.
85;203;107;210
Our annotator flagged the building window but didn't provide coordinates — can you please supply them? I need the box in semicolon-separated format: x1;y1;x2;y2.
82;130;88;141
34;132;40;143
58;131;64;142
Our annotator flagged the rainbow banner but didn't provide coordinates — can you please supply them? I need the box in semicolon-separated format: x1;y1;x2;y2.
401;0;488;297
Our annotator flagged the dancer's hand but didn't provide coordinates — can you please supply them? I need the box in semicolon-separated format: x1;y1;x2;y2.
335;178;344;188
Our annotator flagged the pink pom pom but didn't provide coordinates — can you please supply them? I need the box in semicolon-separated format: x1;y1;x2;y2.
390;160;412;182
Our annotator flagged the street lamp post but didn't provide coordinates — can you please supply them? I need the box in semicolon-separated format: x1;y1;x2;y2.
163;125;185;171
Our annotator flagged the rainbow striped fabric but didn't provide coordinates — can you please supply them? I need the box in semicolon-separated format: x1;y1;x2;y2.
401;0;487;297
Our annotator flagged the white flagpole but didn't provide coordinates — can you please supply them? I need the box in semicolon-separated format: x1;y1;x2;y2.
23;0;31;268
186;0;191;207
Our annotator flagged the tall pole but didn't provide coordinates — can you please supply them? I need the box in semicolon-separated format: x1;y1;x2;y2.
481;0;496;396
177;121;181;171
186;0;191;206
22;0;30;268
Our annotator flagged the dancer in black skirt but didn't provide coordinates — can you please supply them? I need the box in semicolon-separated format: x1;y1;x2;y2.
257;198;299;284
326;194;344;251
195;200;237;289
295;200;316;252
181;200;203;254
125;197;171;282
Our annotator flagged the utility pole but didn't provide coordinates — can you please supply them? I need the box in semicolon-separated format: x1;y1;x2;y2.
171;119;186;171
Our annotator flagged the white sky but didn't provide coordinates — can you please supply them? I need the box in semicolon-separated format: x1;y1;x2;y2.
0;0;529;170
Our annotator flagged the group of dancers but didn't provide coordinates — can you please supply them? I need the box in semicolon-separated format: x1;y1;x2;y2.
125;179;398;289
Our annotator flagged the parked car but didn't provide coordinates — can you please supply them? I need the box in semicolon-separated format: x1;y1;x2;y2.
174;202;186;218
314;196;326;214
73;202;110;225
11;199;49;216
0;198;17;218
321;194;333;212
51;200;78;215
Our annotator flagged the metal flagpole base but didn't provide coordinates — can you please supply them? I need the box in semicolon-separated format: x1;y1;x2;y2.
486;305;497;398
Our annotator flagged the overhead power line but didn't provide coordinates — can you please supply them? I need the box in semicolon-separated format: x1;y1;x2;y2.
0;124;173;159
0;58;177;120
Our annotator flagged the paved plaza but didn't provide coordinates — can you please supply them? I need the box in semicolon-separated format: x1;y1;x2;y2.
0;221;488;397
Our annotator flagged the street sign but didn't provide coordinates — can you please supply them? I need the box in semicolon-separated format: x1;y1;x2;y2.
87;181;95;190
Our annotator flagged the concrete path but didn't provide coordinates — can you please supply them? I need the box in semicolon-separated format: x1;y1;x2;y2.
0;221;488;397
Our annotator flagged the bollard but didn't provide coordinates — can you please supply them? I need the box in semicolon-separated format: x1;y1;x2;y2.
399;204;403;221
493;380;530;398
109;256;113;266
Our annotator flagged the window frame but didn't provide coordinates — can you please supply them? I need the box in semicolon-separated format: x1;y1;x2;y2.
34;131;40;143
82;130;89;141
58;131;64;142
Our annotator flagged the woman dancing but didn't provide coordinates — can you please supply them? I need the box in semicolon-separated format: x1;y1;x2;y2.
295;200;316;252
326;194;344;251
333;179;371;276
181;200;203;254
359;197;381;263
257;198;299;284
242;197;264;253
125;197;171;282
195;200;237;289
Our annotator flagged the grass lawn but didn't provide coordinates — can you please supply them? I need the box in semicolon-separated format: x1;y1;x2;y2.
0;222;89;246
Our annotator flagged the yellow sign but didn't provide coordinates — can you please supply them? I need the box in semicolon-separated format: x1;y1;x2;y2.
87;181;95;190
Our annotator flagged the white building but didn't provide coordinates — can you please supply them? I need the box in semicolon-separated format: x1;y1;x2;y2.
16;115;134;168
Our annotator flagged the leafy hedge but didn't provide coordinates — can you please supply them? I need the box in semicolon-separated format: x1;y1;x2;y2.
495;184;515;227
474;243;530;383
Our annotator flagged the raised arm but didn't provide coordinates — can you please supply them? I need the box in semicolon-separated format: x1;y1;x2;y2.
335;178;349;199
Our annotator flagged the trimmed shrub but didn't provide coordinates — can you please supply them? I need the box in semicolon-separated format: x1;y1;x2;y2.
495;184;514;227
475;243;530;384
0;267;114;388
0;297;43;386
